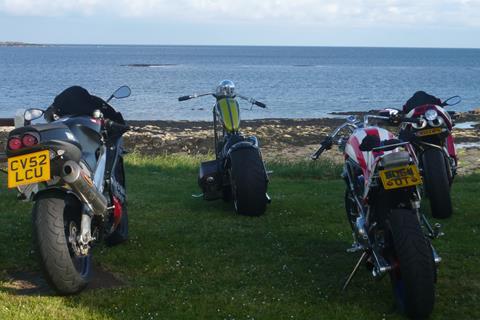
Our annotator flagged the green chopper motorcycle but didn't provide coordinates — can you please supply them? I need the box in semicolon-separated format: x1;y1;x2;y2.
178;80;270;216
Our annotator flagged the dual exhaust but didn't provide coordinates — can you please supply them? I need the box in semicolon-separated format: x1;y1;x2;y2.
61;160;108;216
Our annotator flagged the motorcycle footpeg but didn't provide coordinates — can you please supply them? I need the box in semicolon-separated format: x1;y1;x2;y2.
192;193;204;198
266;193;272;203
346;242;364;253
433;223;445;238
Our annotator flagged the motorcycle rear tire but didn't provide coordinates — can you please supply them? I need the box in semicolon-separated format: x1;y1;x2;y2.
388;208;435;319
33;193;92;295
229;148;267;216
422;148;453;219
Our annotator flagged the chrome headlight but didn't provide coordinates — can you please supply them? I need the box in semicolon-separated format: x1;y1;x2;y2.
412;118;427;129
216;80;236;97
429;116;445;127
425;109;438;121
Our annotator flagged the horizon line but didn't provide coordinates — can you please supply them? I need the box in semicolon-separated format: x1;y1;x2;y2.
1;41;480;50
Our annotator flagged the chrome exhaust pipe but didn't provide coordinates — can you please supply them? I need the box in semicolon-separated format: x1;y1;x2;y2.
62;160;108;216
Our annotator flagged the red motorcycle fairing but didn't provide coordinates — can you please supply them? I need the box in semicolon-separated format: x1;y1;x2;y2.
406;104;454;130
405;104;457;162
446;135;457;163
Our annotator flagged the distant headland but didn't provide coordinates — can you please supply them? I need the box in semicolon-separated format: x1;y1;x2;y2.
0;41;43;47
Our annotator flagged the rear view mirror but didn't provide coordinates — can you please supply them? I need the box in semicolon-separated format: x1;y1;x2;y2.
379;108;399;117
113;86;131;99
443;96;461;106
346;115;357;123
107;85;131;103
24;108;44;122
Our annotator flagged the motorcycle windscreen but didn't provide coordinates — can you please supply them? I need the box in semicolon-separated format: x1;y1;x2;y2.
215;98;241;133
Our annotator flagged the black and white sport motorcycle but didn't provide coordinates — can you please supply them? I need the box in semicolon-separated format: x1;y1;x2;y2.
5;85;131;294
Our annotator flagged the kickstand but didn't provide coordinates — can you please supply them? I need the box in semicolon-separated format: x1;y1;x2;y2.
342;252;367;292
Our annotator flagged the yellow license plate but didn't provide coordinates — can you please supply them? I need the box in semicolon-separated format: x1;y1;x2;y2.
416;127;442;137
7;150;51;188
379;165;422;190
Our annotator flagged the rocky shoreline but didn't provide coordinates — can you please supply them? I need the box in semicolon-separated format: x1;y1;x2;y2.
1;111;479;175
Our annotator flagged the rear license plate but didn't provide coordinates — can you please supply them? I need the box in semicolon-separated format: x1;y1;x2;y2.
379;165;422;190
416;127;442;137
7;150;51;188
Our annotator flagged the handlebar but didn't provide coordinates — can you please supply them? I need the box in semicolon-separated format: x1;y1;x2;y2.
178;95;192;102
373;113;423;126
105;120;131;134
399;116;422;125
311;137;334;160
178;92;267;108
254;101;266;108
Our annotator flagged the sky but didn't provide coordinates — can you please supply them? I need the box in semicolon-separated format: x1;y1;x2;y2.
1;0;480;47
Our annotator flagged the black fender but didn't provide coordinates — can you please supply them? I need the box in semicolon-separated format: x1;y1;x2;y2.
226;136;259;157
32;186;82;205
225;136;269;181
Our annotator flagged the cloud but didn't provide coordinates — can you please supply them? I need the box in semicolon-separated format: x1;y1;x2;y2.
1;0;480;27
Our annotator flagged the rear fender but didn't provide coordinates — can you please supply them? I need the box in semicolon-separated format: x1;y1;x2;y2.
33;186;81;205
226;136;259;157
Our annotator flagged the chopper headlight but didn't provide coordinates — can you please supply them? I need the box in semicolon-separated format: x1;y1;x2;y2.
215;80;236;97
425;109;438;121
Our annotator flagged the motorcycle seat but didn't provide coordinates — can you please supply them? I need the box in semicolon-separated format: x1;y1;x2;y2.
380;151;411;169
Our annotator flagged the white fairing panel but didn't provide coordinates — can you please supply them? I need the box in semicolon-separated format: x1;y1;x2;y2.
344;127;395;176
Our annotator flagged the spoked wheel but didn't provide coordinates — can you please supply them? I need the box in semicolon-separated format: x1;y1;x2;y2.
229;148;268;216
33;193;92;295
387;209;435;319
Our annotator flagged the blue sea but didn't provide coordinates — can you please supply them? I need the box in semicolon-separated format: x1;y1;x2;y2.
1;45;479;120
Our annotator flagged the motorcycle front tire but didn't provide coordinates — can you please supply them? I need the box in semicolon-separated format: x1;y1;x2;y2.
422;148;453;219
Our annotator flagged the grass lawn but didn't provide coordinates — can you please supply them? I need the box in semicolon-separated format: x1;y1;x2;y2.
0;155;479;319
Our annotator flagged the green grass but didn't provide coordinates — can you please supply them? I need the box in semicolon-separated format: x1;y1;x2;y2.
0;155;479;319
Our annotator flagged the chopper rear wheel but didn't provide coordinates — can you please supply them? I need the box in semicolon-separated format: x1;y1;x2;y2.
229;148;268;216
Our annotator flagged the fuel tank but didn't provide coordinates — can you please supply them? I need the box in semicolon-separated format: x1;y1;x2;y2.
60;116;102;170
215;98;241;133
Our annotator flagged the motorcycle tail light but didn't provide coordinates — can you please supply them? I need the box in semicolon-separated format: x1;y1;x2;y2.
8;136;23;150
22;133;39;147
